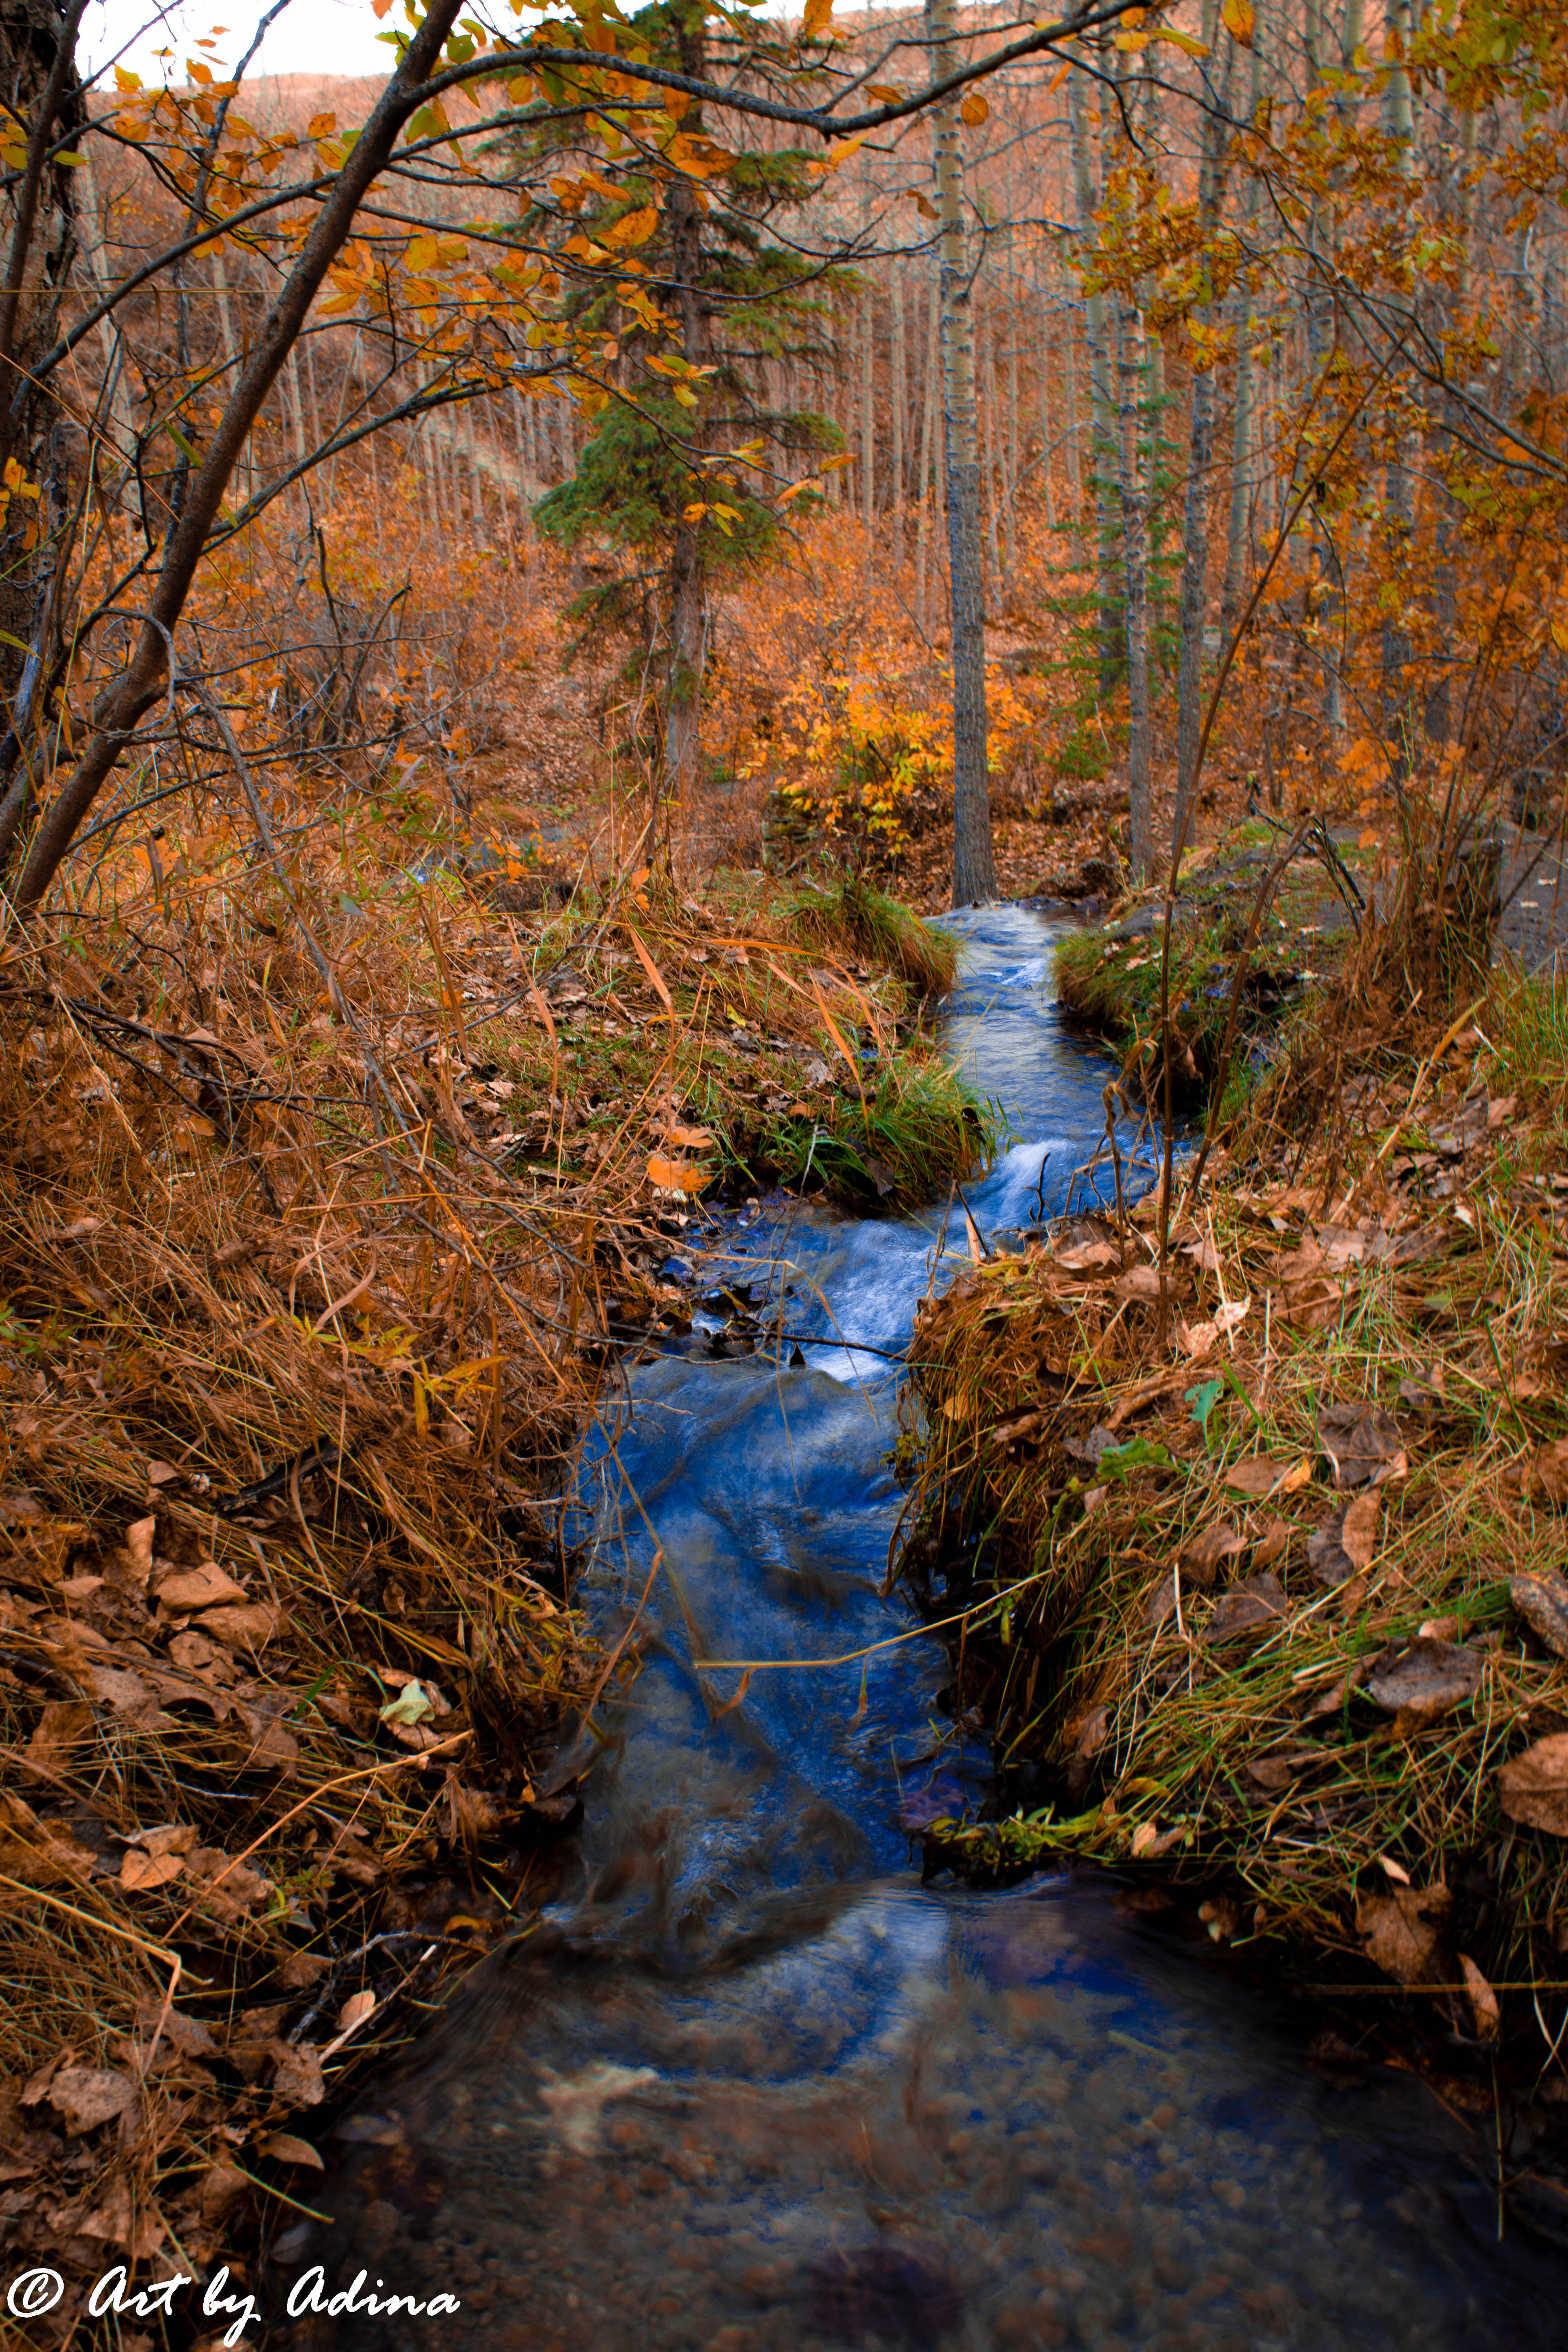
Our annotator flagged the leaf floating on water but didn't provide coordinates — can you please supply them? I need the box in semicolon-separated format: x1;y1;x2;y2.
1496;1733;1568;1836
1510;1569;1568;1658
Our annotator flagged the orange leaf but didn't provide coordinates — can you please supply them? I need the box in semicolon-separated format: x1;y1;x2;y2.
803;0;833;37
647;1153;707;1194
666;1122;715;1149
1221;0;1255;45
959;92;989;127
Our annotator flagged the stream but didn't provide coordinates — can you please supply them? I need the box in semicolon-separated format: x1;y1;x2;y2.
281;907;1563;2350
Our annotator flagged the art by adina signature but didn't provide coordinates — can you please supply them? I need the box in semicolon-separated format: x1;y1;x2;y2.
5;2262;461;2340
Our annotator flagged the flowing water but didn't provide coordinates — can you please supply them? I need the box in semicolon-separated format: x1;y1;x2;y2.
281;908;1563;2351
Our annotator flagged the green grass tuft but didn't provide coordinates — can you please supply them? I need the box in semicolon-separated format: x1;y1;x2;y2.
790;874;958;997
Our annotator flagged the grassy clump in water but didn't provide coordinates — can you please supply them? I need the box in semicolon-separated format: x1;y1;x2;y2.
790;873;957;998
762;1053;1004;1209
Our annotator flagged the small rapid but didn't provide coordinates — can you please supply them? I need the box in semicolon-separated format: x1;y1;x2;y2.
283;908;1562;2351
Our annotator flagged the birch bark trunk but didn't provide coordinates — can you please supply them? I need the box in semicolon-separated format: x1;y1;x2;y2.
926;0;994;902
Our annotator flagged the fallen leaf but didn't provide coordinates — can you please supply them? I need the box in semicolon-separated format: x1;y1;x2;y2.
48;2066;137;2135
120;1847;185;1891
258;2132;324;2168
1511;1570;1568;1658
1317;1400;1408;1488
1358;1884;1450;1985
154;1561;248;1612
646;1151;707;1195
1496;1734;1568;1836
267;2040;325;2108
1225;1454;1312;1499
1523;1438;1568;1508
23;1699;94;1772
123;1517;156;1581
1458;1953;1500;2040
1178;1519;1247;1588
1253;1517;1291;1570
1367;1638;1483;1727
136;1996;217;2058
1177;1318;1218;1358
1113;1264;1163;1303
194;1601;279;1650
0;1790;95;1886
1245;1755;1295;1792
185;1846;273;1922
337;1988;376;2035
1308;1490;1382;1586
378;1677;434;1728
1205;1572;1287;1642
664;1122;715;1150
1052;1239;1117;1274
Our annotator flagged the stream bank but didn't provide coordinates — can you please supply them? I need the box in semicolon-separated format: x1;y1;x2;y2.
901;956;1568;2140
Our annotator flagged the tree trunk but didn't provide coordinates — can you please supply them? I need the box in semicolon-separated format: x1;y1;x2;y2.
915;269;937;632
891;258;907;568
661;141;711;826
1116;284;1153;878
926;0;993;904
1069;66;1122;697
0;0;85;870
1172;2;1232;855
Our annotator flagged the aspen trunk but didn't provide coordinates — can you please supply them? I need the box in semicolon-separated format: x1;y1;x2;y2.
1116;285;1153;878
915;270;938;632
1069;67;1122;696
926;0;994;903
1173;0;1231;853
662;159;710;827
891;260;907;569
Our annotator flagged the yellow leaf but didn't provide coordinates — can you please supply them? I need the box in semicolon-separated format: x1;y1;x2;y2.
1153;26;1210;54
1221;0;1255;44
803;0;833;37
1552;614;1568;654
1115;32;1148;49
959;92;989;126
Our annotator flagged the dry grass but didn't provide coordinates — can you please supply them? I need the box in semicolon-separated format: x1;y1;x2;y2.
0;745;988;2315
900;957;1568;2086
